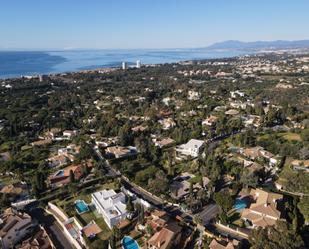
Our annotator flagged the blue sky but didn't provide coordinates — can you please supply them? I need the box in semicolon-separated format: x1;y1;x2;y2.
1;0;309;49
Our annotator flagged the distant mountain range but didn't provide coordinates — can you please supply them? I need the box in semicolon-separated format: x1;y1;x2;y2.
205;40;309;50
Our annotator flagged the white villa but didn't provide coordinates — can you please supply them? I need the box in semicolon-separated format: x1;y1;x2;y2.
176;139;205;158
91;189;127;229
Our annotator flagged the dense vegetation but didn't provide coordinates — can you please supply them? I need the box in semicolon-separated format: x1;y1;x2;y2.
1;53;309;248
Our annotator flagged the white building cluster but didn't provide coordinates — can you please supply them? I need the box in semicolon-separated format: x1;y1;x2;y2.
91;189;128;229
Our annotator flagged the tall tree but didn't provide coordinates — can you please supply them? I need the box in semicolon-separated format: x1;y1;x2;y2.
126;196;134;212
298;196;309;225
250;221;304;249
69;170;75;183
118;123;133;146
213;190;233;213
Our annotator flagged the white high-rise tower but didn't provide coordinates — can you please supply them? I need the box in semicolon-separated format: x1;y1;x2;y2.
136;60;141;68
122;62;128;70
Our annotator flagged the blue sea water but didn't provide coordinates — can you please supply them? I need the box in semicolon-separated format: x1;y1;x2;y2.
0;49;251;79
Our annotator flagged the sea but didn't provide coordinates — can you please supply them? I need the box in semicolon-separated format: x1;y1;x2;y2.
0;49;252;79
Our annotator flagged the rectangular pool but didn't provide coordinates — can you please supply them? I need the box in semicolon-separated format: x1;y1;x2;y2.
75;200;89;214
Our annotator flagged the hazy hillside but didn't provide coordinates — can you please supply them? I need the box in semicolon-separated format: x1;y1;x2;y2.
205;40;309;50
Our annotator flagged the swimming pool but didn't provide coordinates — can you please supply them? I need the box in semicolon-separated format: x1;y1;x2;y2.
234;199;247;210
122;236;139;249
75;200;89;214
55;170;64;176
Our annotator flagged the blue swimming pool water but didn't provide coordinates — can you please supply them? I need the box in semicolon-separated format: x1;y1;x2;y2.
55;170;64;176
75;200;89;214
234;199;247;210
122;236;139;249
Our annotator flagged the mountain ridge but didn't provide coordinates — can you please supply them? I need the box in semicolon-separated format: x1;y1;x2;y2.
205;40;309;50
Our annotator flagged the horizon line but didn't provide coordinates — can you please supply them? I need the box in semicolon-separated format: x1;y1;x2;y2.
1;39;309;52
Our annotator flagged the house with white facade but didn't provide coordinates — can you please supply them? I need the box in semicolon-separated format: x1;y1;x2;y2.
91;189;127;229
291;160;309;173
176;139;205;158
187;90;200;100
230;90;245;99
202;115;218;127
63;130;78;139
158;118;176;130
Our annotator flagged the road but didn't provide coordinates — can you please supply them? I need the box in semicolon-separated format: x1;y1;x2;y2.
121;177;164;207
94;147;163;206
29;208;74;249
198;203;220;225
92;131;249;239
94;147;120;177
205;130;242;144
93;146;195;223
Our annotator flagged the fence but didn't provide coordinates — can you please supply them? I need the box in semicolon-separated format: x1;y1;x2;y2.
215;222;250;239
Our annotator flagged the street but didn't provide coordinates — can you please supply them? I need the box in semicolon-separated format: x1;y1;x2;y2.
94;147;120;177
122;173;197;225
121;178;164;207
92;138;246;241
198;203;220;225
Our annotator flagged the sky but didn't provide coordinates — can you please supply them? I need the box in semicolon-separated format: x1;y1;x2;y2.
1;0;309;50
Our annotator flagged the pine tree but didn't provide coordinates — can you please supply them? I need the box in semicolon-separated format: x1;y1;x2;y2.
126;196;134;212
69;170;75;183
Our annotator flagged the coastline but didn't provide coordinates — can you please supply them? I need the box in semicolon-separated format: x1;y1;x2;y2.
0;49;254;80
2;47;305;80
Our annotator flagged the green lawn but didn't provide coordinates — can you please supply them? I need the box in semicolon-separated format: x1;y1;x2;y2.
93;181;117;192
77;211;111;240
0;141;15;152
189;175;202;184
227;210;245;228
258;131;302;142
174;162;187;174
0;175;19;185
277;157;309;194
277;158;294;186
54;197;112;241
257;133;271;141
55;180;118;208
281;132;302;142
228;211;241;223
53;181;118;241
